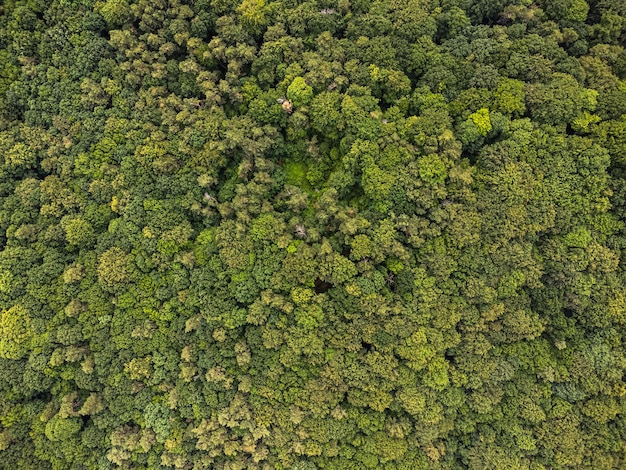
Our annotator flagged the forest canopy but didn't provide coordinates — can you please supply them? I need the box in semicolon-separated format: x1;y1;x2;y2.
1;0;626;469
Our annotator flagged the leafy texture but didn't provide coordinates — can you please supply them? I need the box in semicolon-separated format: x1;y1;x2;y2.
1;0;626;469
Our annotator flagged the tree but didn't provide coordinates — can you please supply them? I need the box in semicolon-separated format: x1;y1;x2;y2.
62;216;95;248
0;305;33;360
96;0;132;27
542;0;590;23
44;415;81;442
525;73;598;128
97;247;130;289
287;77;314;108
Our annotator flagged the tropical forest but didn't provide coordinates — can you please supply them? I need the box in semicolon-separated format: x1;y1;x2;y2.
1;0;626;468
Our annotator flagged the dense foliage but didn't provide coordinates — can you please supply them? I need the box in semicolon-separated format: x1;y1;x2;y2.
1;0;626;468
